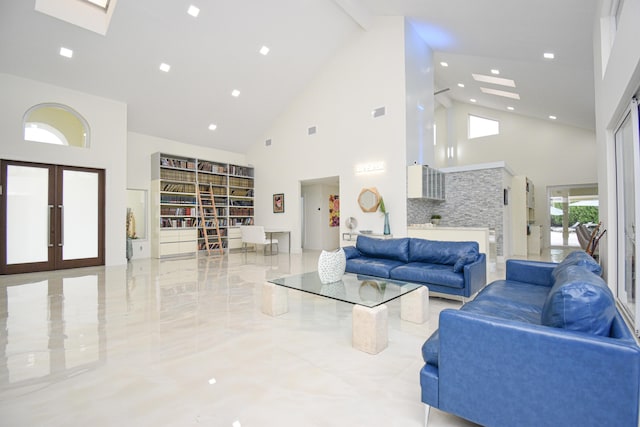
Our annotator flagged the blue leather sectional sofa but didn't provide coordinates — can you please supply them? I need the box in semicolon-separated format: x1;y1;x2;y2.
343;235;486;299
421;251;640;427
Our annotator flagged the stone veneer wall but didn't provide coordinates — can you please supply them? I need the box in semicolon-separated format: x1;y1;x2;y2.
407;167;505;256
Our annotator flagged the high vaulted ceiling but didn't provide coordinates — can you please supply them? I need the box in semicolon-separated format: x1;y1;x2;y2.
0;0;599;154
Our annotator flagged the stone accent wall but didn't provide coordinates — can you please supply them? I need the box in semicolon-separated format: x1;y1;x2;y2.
407;167;505;256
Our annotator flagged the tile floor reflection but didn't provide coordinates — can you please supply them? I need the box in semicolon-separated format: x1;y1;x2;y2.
0;249;562;426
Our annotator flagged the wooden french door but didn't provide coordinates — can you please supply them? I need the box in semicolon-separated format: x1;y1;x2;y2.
0;160;105;274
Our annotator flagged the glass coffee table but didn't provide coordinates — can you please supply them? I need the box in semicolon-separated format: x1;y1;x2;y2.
264;272;429;354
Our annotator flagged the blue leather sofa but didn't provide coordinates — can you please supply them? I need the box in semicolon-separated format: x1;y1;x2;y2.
343;235;486;298
420;251;640;427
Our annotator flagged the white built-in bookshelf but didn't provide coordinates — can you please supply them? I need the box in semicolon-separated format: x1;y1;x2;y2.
151;152;254;257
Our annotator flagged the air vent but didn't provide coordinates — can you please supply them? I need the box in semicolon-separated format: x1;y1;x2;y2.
265;139;272;146
372;106;386;118
308;126;317;135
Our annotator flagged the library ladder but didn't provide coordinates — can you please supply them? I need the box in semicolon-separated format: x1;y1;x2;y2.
196;183;224;255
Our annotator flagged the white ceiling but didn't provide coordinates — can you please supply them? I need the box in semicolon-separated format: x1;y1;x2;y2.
0;0;599;154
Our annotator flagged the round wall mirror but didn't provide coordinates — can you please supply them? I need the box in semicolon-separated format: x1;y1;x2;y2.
358;187;381;212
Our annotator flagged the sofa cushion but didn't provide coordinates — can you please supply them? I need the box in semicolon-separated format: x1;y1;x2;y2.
390;262;464;288
345;256;405;278
474;280;549;316
460;298;544;325
551;250;602;280
409;238;478;268
356;235;410;263
542;265;615;336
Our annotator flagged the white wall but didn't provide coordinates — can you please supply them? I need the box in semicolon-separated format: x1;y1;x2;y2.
0;73;127;266
126;131;248;259
246;16;409;251
593;0;640;284
435;102;597;248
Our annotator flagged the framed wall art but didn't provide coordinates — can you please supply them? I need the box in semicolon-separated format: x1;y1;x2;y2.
273;193;284;213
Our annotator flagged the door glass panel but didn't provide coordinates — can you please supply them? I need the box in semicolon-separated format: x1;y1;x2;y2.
6;165;49;264
62;170;98;260
616;110;636;322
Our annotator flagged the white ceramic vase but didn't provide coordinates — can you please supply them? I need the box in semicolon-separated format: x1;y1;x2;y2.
317;248;346;284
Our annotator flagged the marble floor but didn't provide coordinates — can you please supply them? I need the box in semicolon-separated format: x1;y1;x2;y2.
0;248;567;427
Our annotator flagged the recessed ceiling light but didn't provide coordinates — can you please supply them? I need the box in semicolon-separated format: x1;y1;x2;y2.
187;5;200;17
549;115;557;120
231;89;240;97
480;87;520;100
59;47;73;58
458;83;465;88
159;63;171;72
544;52;555;59
491;69;500;75
507;106;515;111
470;98;477;103
259;45;270;55
472;74;515;88
208;124;217;131
440;62;448;67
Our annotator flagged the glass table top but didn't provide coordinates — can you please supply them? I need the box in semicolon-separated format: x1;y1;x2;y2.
268;272;422;308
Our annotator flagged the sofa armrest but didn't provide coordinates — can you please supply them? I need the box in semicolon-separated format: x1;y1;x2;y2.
505;259;556;287
437;308;640;427
462;253;486;298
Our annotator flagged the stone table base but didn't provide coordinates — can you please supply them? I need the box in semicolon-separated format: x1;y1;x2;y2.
400;286;429;324
352;304;388;354
262;282;288;316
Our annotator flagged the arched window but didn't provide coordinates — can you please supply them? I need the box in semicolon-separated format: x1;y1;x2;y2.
23;103;90;148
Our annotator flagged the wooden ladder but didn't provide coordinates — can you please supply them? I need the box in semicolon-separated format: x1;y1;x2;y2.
196;183;224;255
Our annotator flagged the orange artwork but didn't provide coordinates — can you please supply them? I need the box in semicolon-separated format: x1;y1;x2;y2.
329;194;339;227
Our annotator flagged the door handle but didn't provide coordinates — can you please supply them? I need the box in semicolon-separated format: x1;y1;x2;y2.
58;205;64;247
48;205;54;247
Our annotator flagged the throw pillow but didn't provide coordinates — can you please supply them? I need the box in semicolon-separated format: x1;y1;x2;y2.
551;250;602;280
542;265;615;336
453;253;478;273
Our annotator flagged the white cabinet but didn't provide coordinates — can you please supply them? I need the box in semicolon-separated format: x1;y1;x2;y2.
408;165;445;200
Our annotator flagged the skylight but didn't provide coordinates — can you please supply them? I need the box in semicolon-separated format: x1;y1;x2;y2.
472;74;516;87
35;0;118;35
480;87;521;100
83;0;109;9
